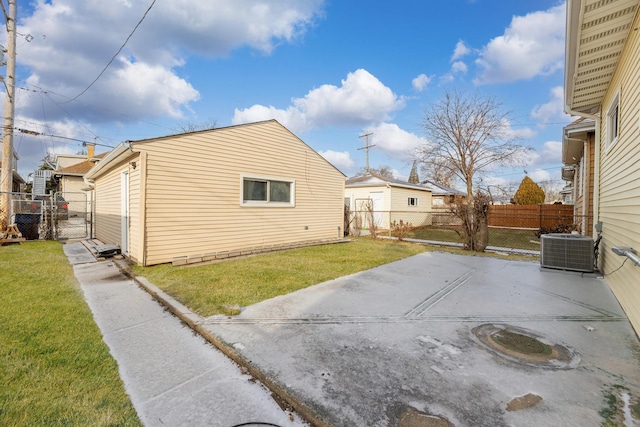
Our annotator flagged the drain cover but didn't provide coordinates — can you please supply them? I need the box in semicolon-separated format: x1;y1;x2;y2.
473;324;579;369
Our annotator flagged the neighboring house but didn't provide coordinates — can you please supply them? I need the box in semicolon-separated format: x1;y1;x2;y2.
561;118;595;236
560;183;573;205
420;179;465;209
564;0;640;332
84;120;346;266
345;172;432;230
54;144;108;216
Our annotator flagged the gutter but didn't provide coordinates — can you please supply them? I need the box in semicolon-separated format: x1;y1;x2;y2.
84;142;132;184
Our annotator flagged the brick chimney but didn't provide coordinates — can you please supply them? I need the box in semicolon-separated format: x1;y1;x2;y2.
86;143;95;159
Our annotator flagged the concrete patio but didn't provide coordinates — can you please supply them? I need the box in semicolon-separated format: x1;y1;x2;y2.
199;251;640;426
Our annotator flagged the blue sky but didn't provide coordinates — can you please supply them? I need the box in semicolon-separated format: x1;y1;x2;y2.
4;0;570;195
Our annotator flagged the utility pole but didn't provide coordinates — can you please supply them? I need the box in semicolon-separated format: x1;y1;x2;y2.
358;132;374;173
0;0;16;230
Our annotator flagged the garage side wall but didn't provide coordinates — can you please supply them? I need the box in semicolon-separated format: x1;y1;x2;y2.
389;187;432;227
93;161;126;247
135;121;345;265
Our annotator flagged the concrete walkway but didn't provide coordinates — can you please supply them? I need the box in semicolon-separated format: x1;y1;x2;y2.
64;242;306;427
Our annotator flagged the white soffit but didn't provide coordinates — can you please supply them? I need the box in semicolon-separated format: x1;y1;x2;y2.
567;0;639;114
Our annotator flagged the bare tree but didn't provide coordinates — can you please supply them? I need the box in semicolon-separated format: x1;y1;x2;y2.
358;165;395;179
415;90;531;251
420;158;456;187
173;119;218;134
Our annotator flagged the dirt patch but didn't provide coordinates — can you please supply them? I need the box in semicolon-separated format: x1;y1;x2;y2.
506;393;543;411
398;407;453;427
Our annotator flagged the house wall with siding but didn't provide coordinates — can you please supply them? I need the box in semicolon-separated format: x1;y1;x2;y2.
60;176;88;214
598;13;640;333
128;121;344;265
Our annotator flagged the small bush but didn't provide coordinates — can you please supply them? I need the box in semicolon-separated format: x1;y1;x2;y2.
391;220;412;241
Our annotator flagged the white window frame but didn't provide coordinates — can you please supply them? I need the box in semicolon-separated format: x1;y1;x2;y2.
407;197;419;207
240;174;296;207
577;158;584;198
606;91;620;151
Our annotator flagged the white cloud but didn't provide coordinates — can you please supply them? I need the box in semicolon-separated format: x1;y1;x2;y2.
541;140;562;162
412;74;432;92
451;61;468;74
9;0;326;173
502;119;536;140
531;86;568;125
233;69;405;133
523;140;562;167
439;74;455;85
14;0;325;122
367;123;427;156
528;169;552;183
473;4;565;85
319;150;354;173
451;40;471;61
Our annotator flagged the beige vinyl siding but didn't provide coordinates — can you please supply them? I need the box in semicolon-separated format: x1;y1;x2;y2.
573;135;595;237
93;159;132;246
133;121;345;265
598;12;640;333
388;187;432;227
60;176;89;214
128;154;142;264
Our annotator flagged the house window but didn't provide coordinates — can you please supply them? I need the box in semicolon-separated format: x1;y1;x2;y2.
606;92;619;150
408;197;419;206
432;197;444;206
242;175;295;206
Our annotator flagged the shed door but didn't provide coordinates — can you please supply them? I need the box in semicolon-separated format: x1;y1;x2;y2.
369;191;384;227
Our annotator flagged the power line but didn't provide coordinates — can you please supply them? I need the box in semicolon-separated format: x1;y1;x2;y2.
13;127;115;148
17;82;175;134
64;0;157;103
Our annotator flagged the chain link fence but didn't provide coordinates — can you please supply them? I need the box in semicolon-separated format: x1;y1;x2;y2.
1;191;90;241
345;205;591;256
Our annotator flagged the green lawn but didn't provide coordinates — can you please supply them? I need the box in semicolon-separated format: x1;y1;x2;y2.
0;241;140;426
133;238;431;317
408;225;541;251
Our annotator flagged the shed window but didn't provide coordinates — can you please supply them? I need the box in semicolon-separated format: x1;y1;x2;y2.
408;197;419;206
242;176;295;206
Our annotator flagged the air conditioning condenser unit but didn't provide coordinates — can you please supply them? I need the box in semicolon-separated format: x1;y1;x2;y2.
540;233;594;273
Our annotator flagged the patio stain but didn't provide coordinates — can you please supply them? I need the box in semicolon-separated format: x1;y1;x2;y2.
506;393;543;412
397;407;453;427
490;329;552;358
472;324;578;369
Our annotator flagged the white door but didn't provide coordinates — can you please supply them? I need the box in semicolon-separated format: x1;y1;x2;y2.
120;170;130;255
369;191;384;228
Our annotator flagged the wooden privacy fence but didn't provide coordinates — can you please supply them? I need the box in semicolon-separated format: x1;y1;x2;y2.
488;205;574;229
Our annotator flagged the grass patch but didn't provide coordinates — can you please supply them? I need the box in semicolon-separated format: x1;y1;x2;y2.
408;225;541;251
0;241;140;426
133;238;430;317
